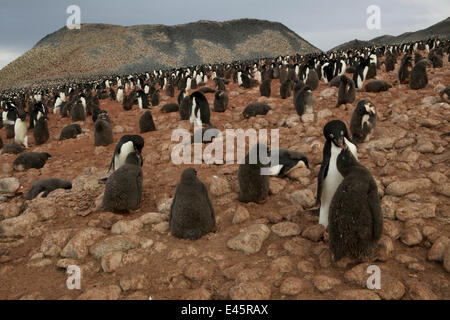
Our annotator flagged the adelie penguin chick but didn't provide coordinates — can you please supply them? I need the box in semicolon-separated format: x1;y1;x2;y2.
94;119;114;147
259;79;271;97
59;124;82;140
103;152;143;212
294;86;314;115
350;99;376;143
365;80;392;92
1;142;23;155
242;102;271;118
71;100;86;122
139;110;156;133
440;85;450;103
238;143;271;203
317;120;358;228
329;148;383;262
108;135;144;172
169;168;215;240
25;178;72;200
13;152;51;171
337;75;356;106
213;90;228;112
14;113;28;148
410;59;430;90
160;103;179;113
266;148;309;177
280;80;292;99
398;55;413;84
33;116;49;145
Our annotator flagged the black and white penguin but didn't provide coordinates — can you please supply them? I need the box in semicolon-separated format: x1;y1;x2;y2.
317;120;358;228
189;91;211;126
14;113;28;148
29;102;46;130
366;52;377;79
242;102;271;118
103;152;143;212
169;168;215;240
33;115;49;145
13;152;51;171
329;148;383;262
238;143;270;203
213;90;228;112
365;80;392;92
139;110;156;133
136;90;150;109
25;178;72;200
410;59;430;90
3;102;18;139
59;124;82;140
116;86;124;103
108;135;145;172
353;56;370;89
337;75;356;106
350;99;376;144
266;148;309;177
294;86;314;115
259;79;271;97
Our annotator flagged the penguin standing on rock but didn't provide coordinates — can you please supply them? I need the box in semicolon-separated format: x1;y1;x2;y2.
317;120;358;228
108;135;145;172
238;144;270;203
337;75;356;106
350;100;376;143
329;148;383;262
169;168;215;240
103;152;143;212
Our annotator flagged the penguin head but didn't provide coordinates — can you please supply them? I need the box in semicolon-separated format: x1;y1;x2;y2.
181;168;198;183
323;120;349;148
18;113;26;122
336;147;359;177
357;99;376;116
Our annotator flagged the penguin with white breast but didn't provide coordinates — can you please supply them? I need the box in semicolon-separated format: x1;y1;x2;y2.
116;86;124;103
108;135;145;172
189;91;211;127
317;120;358;228
3;102;18;139
29;102;46;130
353;56;370;89
15;113;29;148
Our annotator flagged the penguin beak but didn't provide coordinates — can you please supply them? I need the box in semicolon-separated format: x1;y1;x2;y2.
333;136;344;148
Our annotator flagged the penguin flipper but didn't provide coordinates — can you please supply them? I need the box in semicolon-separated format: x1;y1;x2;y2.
368;186;383;241
203;183;215;224
316;157;330;207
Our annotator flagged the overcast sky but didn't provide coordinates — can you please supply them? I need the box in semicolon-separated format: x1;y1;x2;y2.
1;0;449;69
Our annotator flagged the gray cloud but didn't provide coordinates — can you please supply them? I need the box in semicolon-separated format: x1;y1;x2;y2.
0;0;448;68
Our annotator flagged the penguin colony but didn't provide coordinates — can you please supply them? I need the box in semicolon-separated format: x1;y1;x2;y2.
0;37;448;283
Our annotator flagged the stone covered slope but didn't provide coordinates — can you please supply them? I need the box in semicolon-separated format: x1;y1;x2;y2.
0;55;449;300
0;19;320;89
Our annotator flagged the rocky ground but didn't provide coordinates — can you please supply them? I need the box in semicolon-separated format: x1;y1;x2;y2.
0;53;449;300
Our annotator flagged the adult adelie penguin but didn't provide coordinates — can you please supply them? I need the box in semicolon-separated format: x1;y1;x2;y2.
329;148;383;262
139;110;156;133
108;135;145;172
238;143;270;203
169;168;215;240
317;120;357;228
353;56;370;89
189;91;210;126
350;100;376;143
213;90;228;112
337;75;355;106
15;113;28;148
103;152;143;212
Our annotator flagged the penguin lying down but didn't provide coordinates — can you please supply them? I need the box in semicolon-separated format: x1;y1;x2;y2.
266;148;309;177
